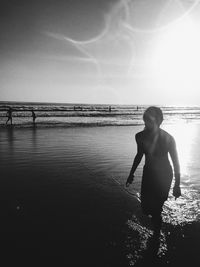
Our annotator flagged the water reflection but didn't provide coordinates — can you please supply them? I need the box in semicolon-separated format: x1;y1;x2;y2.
163;123;200;224
164;187;200;224
31;124;37;148
164;123;198;178
125;216;168;266
5;126;14;154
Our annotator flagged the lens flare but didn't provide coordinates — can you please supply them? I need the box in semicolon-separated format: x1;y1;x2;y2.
45;0;200;97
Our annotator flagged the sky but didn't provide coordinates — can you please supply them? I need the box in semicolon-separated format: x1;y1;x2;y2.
1;0;200;105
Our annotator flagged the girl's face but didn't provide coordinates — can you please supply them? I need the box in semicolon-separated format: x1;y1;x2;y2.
144;114;159;132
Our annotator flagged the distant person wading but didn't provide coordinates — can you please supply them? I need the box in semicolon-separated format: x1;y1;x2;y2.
126;106;181;237
6;107;13;125
31;110;36;124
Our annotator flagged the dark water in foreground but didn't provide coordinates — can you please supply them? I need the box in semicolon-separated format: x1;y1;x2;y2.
1;124;200;266
1;126;137;266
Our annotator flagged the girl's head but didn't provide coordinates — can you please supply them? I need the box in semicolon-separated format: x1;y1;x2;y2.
143;106;163;131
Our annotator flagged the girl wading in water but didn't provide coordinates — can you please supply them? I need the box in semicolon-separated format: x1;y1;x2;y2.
126;106;181;236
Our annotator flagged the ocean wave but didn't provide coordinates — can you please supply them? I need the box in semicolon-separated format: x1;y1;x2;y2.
1;102;200;127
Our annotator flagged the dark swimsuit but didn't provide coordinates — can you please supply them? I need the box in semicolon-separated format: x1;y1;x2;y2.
136;129;173;216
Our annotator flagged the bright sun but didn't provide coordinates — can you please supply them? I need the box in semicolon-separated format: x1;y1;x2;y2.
151;18;200;103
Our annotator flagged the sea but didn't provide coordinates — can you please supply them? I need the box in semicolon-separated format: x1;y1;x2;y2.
1;101;200;266
1;101;200;127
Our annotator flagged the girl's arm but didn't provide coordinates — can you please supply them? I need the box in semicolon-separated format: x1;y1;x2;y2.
126;134;144;187
169;136;181;198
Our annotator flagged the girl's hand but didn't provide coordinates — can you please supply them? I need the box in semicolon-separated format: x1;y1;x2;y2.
173;185;181;199
126;174;134;187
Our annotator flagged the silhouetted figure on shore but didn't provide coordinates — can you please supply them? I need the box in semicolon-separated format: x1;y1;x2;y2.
126;106;181;238
74;106;82;111
6;107;13;125
31;110;36;124
109;106;112;112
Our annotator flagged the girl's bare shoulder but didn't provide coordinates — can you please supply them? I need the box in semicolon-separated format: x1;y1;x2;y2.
135;130;147;142
136;129;145;137
160;128;175;143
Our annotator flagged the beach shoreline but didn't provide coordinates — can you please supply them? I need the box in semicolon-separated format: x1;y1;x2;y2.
1;103;200;129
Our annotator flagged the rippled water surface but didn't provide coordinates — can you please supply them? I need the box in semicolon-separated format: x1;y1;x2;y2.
1;124;200;221
1;123;200;265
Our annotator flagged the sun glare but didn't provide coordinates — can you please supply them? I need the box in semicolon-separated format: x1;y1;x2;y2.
151;18;200;102
165;123;197;177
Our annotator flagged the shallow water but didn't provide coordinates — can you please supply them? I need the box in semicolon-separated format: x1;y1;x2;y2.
1;124;200;265
1;124;200;221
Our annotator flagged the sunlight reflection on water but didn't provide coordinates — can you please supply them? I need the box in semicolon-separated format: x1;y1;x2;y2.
164;123;198;178
161;123;200;224
163;187;200;225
